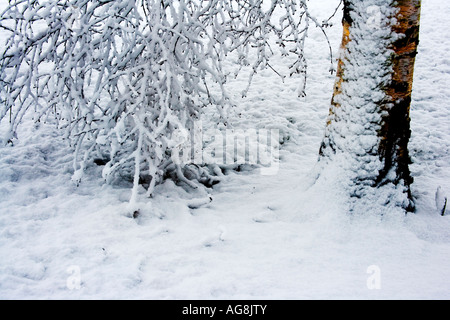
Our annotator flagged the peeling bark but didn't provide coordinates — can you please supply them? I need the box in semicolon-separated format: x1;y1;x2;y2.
378;0;421;197
320;0;421;213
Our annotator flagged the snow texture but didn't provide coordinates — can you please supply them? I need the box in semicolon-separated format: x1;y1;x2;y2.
1;0;450;299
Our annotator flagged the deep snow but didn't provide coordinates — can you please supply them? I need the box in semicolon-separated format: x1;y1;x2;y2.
1;0;450;299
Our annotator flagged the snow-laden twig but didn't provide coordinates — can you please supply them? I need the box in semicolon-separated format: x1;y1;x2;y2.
0;0;335;200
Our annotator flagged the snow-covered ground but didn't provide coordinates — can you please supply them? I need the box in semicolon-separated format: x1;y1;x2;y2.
1;0;450;299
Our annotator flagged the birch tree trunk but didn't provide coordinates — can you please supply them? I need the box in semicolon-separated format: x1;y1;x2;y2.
319;0;421;213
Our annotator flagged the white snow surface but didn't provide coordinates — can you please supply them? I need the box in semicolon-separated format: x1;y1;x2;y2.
1;0;450;299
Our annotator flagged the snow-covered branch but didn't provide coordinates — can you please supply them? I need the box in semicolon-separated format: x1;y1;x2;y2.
0;0;333;201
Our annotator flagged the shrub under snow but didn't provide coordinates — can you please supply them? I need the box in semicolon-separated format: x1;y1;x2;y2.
0;0;332;202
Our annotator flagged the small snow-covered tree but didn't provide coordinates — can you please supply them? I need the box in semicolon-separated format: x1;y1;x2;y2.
0;0;331;202
319;0;421;214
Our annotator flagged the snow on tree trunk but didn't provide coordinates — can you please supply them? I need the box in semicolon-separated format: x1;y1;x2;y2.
319;0;421;214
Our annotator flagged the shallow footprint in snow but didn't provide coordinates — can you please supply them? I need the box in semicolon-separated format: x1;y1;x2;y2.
201;226;226;247
252;206;278;223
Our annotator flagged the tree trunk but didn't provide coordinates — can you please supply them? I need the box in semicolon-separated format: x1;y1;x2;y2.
319;0;421;213
378;0;421;197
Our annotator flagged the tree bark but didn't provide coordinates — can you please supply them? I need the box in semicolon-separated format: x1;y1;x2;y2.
378;0;421;195
319;0;421;213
